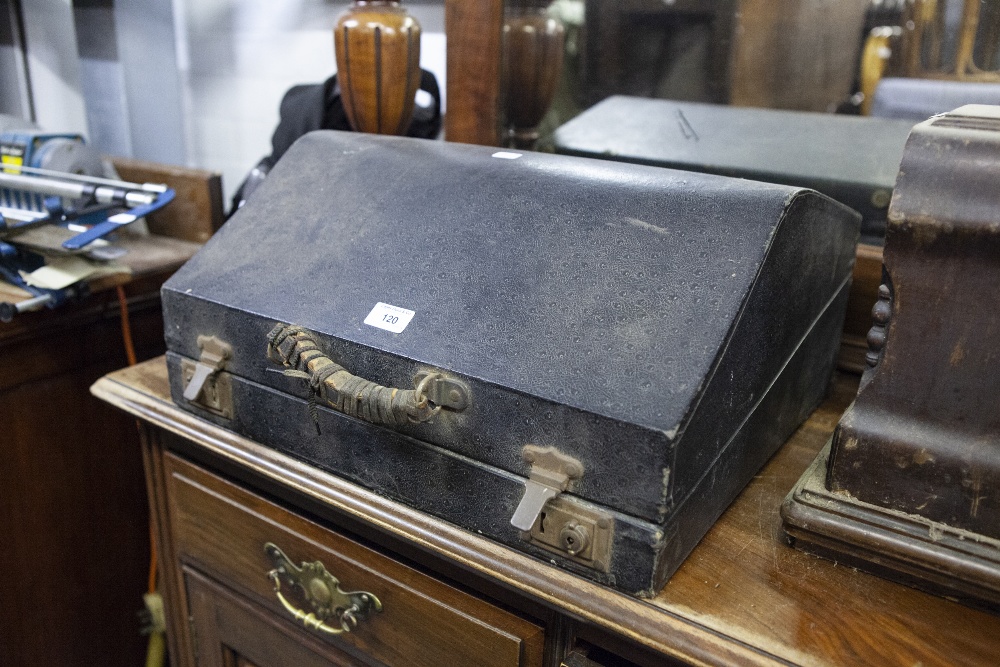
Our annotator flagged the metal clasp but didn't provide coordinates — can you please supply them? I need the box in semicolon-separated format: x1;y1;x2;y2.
182;335;231;402
510;445;584;532
412;371;470;411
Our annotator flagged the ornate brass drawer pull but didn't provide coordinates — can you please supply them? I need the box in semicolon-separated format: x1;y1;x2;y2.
264;542;382;634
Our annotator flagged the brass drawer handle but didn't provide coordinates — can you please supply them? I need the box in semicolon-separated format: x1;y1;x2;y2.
264;542;382;634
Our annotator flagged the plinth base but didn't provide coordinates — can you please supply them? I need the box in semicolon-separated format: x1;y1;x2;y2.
781;442;1000;611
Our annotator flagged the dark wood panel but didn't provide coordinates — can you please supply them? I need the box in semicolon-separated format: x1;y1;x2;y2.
165;453;545;667
580;0;737;106
0;289;162;391
186;569;366;667
0;300;164;667
730;0;869;111
444;0;504;145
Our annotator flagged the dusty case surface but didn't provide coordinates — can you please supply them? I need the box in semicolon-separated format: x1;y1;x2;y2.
162;131;859;596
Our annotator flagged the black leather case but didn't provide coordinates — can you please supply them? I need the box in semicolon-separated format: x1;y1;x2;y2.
162;131;859;596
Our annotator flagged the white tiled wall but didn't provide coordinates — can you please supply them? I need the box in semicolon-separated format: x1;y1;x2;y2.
174;0;446;203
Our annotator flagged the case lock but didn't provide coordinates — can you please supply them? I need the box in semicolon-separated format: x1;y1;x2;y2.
182;335;231;403
510;445;583;532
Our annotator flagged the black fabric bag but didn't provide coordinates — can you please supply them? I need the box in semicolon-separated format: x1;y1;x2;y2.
230;69;441;215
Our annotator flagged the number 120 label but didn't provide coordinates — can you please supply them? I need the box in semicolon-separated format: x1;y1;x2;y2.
364;302;415;333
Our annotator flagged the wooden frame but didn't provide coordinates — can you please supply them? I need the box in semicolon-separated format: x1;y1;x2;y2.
444;0;505;145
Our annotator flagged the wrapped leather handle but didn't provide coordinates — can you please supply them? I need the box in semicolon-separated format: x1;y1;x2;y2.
266;323;440;426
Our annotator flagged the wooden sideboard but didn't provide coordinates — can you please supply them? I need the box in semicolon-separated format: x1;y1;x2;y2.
0;241;198;667
92;358;1000;667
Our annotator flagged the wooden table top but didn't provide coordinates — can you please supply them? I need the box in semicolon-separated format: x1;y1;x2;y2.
92;358;1000;667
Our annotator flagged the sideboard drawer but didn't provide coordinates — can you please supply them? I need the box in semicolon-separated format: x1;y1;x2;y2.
164;453;545;667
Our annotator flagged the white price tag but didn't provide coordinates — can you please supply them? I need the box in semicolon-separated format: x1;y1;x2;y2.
364;302;415;333
492;151;522;159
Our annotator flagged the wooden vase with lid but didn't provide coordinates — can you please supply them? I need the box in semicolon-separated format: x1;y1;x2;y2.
334;1;421;135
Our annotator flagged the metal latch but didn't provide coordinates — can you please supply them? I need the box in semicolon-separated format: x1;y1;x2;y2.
182;335;231;402
510;445;583;531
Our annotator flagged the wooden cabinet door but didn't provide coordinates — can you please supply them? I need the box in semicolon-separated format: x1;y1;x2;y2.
186;568;373;667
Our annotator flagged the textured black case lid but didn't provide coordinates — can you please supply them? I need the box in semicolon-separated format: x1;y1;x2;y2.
554;96;914;194
164;131;802;434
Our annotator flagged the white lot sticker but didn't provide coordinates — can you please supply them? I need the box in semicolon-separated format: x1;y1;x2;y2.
364;302;415;333
492;151;522;159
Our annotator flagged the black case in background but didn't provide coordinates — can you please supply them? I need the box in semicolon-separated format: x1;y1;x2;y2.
162;131;859;596
553;95;911;243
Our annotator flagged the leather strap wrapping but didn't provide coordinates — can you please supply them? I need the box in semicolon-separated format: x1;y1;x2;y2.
266;323;438;426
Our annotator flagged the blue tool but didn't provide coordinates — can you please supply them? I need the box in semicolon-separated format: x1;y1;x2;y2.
0;166;175;249
0;245;81;322
0;130;175;320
